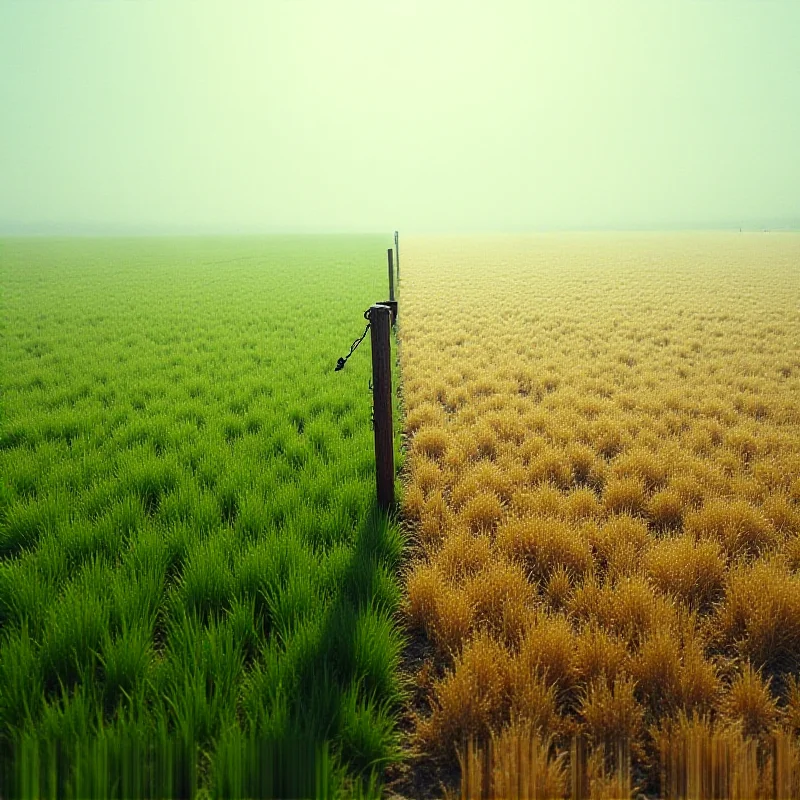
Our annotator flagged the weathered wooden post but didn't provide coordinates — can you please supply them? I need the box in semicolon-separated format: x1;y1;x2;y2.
369;303;394;511
394;230;399;283
387;248;395;303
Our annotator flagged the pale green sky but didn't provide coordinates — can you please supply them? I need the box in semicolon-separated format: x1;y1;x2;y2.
1;1;798;233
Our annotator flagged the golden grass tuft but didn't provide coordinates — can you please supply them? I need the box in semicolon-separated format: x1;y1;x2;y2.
761;492;800;535
583;745;637;800
515;613;577;694
417;489;451;550
643;535;726;611
466;559;536;646
713;559;800;672
458;726;568;800
603;477;648;516
568;574;676;648
406;563;475;654
507;670;561;736
452;461;516;506
572;626;629;687
720;663;780;737
588;420;629;460
669;472;705;508
485;410;528;446
495;516;592;583
631;630;720;715
406;562;444;632
564;488;603;521
511;484;567;519
460;491;505;534
678;638;723;714
631;629;682;712
648;488;685;530
685;498;778;558
405;401;446;434
545;565;574;612
528;446;572;489
430;588;476;656
435;531;493;583
412;425;450;460
413;456;446;497
589;515;649;579
612;447;669;491
725;426;760;462
469;422;500;461
566;443;601;487
579;675;644;751
417;633;511;751
401;482;425;525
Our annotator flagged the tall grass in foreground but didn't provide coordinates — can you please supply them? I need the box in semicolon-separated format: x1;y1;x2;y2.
0;236;404;797
458;726;800;799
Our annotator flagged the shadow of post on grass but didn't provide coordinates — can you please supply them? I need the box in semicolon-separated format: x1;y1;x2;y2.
212;498;406;799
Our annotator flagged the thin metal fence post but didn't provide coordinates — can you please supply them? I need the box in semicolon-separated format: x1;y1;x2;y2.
394;230;399;284
387;248;395;302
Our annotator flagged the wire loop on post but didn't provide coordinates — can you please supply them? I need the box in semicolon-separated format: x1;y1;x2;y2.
334;309;372;372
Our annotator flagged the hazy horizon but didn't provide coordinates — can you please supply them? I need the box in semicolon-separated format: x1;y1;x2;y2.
2;1;799;235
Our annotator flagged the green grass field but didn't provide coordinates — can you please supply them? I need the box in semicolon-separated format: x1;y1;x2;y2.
0;236;404;798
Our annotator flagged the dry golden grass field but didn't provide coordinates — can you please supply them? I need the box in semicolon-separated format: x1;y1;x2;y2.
396;233;800;798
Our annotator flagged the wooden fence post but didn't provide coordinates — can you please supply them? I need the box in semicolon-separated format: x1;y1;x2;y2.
387;248;395;302
369;304;394;512
394;230;399;283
